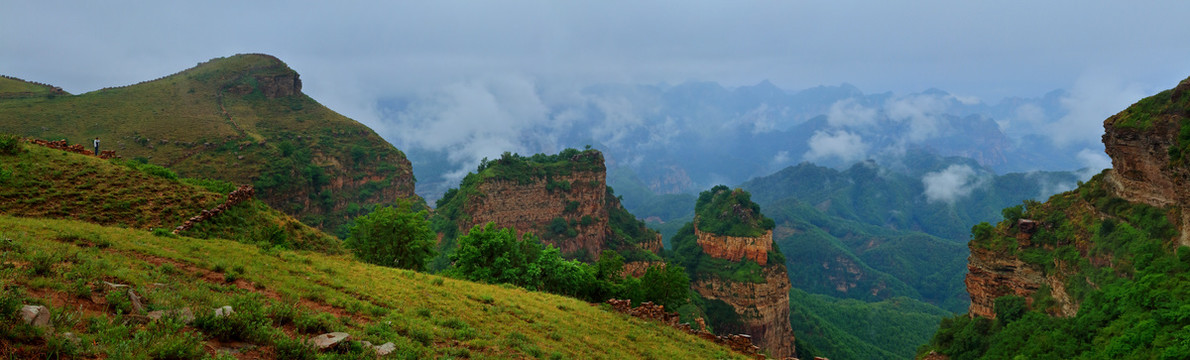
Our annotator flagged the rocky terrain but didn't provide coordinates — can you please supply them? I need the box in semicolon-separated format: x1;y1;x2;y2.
964;76;1190;319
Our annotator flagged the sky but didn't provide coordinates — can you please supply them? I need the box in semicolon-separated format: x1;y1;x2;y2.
4;1;1190;144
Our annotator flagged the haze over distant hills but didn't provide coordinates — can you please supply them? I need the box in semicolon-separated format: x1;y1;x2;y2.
375;79;1109;203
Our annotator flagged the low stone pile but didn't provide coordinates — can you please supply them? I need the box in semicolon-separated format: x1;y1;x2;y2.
27;138;118;159
172;185;255;234
606;299;769;358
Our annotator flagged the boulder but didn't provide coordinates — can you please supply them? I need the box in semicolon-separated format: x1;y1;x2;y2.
214;305;235;317
148;307;195;324
128;290;145;314
309;332;351;350
20;305;52;328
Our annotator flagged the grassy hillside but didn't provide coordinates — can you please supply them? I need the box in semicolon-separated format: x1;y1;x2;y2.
0;139;340;253
0;54;418;237
0;216;746;359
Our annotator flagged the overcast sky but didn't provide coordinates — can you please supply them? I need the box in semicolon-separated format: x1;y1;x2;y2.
4;1;1190;126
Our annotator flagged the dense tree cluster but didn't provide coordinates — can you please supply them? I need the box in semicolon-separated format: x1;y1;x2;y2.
447;223;689;308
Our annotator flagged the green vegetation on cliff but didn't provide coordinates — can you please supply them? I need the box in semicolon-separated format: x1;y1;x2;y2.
924;174;1190;359
694;185;775;237
430;148;662;265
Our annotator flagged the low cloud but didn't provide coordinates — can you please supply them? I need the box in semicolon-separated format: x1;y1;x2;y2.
826;99;878;129
1075;148;1112;180
922;164;986;204
885;94;947;142
1047;72;1148;148
383;75;555;185
804;130;869;164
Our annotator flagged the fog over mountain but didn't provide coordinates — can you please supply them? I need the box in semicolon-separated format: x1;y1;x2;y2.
377;79;1119;203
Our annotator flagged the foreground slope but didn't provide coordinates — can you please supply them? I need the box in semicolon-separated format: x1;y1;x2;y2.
0;216;747;359
0;54;418;236
0;140;339;252
923;76;1190;359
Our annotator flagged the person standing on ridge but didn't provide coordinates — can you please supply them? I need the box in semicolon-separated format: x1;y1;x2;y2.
93;137;100;155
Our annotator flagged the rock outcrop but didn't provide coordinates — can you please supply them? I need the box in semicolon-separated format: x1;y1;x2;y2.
964;245;1078;318
696;226;773;266
1101;80;1190;245
467;172;608;257
963;76;1190;319
453;150;661;260
692;263;796;358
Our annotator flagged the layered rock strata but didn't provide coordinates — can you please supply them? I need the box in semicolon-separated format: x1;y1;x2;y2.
696;226;773;265
692;264;795;358
466;171;608;257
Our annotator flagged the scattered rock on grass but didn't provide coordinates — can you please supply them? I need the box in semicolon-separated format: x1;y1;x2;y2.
19;305;51;328
214;305;234;317
361;341;397;356
148;307;195;324
128;290;145;314
309;332;350;350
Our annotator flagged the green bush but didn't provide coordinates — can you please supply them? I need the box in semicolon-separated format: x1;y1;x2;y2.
192;295;272;342
274;335;318;360
345;200;436;271
0;134;21;155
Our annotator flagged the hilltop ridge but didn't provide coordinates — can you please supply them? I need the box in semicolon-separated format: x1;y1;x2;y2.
0;54;419;236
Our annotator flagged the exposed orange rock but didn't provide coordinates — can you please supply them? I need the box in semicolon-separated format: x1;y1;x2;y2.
1102;104;1190;245
695;226;773;265
466;171;608;257
692;263;796;358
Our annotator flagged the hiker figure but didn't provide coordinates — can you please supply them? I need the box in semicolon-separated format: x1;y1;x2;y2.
93;137;100;155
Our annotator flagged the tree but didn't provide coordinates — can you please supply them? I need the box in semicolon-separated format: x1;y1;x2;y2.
640;264;690;309
345;200;436;271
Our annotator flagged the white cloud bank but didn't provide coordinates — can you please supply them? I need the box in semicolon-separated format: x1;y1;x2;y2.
922;164;986;204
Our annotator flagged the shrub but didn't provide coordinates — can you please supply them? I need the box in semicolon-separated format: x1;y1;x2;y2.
294;311;338;334
345;200;436;271
0;134;21;155
274;335;318;360
192;295;272;342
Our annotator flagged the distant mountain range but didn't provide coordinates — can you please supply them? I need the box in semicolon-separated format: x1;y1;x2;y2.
375;79;1097;203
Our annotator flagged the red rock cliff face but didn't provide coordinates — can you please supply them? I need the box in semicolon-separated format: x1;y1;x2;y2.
962;80;1190;319
465;171;609;258
965;245;1079;318
692;264;795;358
696;227;773;266
1102;117;1190;245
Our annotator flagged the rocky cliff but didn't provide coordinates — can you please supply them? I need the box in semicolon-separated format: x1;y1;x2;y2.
692;262;795;358
672;186;795;358
696;226;773;266
963;76;1190;320
1101;76;1190;245
439;149;662;260
466;172;608;257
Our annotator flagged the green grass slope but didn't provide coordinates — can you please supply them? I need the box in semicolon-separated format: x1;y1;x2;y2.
0;54;418;237
0;216;747;359
0;140;340;253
